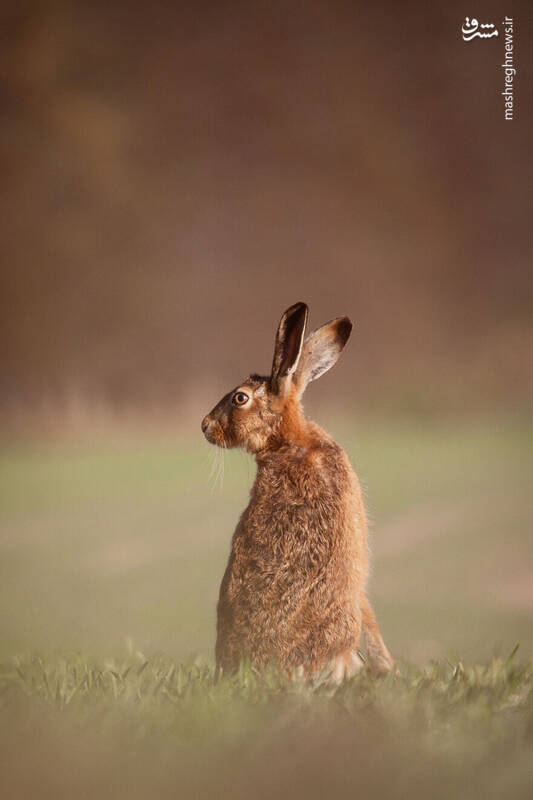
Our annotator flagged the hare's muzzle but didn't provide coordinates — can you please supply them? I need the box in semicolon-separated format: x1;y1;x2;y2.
202;415;223;446
201;416;210;434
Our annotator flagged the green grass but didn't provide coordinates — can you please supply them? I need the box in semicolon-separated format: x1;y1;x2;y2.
1;651;532;799
0;414;532;797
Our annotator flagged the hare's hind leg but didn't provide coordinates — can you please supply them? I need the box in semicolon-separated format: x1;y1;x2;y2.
361;594;394;675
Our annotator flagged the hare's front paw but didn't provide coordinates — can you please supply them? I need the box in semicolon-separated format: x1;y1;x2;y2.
329;649;365;684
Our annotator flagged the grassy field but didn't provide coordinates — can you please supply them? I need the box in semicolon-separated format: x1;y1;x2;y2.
0;414;532;797
1;652;533;799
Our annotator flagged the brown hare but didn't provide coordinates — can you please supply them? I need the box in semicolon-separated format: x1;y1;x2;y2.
201;302;394;681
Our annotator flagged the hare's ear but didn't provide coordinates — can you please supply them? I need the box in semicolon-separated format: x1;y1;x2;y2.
270;302;308;396
294;316;352;395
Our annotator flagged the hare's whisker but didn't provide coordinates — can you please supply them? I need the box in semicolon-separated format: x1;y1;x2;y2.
208;447;220;492
210;444;225;494
216;443;226;493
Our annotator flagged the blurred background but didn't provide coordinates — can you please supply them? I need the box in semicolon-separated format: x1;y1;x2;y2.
1;1;532;663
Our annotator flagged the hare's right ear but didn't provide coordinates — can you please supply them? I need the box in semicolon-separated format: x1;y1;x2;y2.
270;302;308;397
294;316;352;396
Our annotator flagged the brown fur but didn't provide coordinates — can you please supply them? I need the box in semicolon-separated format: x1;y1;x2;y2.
201;303;393;680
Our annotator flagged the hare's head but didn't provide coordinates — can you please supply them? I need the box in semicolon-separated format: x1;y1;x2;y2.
201;302;352;454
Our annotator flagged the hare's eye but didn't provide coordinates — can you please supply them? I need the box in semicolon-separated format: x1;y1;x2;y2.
232;391;249;407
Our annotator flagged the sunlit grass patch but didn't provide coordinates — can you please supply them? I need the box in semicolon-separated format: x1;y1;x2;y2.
1;651;532;799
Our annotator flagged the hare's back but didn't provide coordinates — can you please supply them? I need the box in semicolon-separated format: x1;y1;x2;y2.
250;437;365;552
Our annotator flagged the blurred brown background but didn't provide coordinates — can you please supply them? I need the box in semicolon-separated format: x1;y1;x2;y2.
1;0;531;424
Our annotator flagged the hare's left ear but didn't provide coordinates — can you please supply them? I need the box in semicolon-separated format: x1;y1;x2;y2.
270;302;308;396
293;316;352;396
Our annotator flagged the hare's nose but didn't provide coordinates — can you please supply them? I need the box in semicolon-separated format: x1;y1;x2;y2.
201;416;210;434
